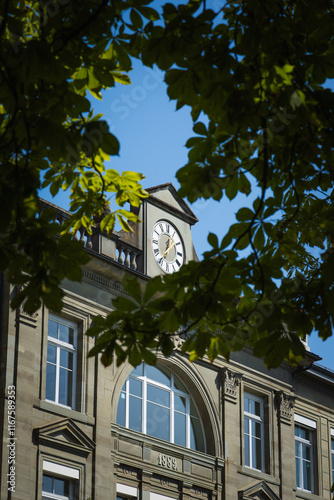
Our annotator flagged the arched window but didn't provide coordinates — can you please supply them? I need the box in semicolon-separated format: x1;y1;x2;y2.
116;363;205;452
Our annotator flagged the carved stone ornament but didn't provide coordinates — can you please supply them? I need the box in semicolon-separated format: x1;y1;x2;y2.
222;368;242;402
276;391;296;424
172;334;185;351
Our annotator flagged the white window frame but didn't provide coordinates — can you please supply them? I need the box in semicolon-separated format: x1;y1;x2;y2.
244;392;264;471
117;483;138;500
117;364;206;451
46;314;77;409
294;416;315;493
150;494;174;500
42;461;79;500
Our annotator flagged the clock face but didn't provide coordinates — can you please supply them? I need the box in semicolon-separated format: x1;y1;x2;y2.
151;220;184;274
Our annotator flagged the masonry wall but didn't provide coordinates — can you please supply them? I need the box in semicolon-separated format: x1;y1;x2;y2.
1;258;334;500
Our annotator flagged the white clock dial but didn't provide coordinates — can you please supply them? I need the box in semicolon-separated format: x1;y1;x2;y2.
151;220;184;274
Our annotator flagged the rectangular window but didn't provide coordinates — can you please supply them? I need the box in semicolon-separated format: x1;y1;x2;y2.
42;461;79;500
244;393;263;471
46;315;77;409
295;424;314;492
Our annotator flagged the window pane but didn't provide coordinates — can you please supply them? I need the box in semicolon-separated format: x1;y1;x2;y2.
254;436;262;469
296;425;308;440
302;444;311;461
252;421;261;438
255;400;261;417
190;399;199;418
249;398;255;414
295;441;300;458
60;349;73;370
174;394;186;412
174;411;186;447
244;396;250;413
146;364;171;387
59;323;74;344
245;434;250;466
147;402;170;440
48;320;58;339
59;367;72;406
42;474;53;493
303;460;312;491
296;457;301;488
117;392;126;426
147;385;170;408
190;416;205;452
46;363;56;401
129;395;142;432
47;344;56;364
174;376;187;393
54;477;69;496
129;378;142;397
132;363;143;376
244;417;249;435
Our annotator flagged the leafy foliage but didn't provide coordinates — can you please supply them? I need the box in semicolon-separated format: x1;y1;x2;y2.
2;0;334;370
88;0;334;370
0;0;150;310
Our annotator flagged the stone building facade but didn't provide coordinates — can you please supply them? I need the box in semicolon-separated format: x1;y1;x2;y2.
1;183;334;500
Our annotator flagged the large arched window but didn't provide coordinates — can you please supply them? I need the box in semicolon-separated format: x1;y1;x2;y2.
116;363;205;452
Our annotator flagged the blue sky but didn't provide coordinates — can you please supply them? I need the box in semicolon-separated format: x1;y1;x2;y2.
40;55;334;372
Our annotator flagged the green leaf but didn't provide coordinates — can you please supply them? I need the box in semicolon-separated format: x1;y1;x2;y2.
130;8;143;29
207;232;219;249
193;122;207;136
236;207;254;222
101;133;120;155
225;169;239;200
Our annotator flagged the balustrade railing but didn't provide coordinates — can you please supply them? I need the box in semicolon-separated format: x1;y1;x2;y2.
40;199;143;273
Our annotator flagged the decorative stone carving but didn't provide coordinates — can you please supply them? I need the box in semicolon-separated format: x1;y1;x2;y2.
222;368;242;403
172;334;185;350
276;391;296;424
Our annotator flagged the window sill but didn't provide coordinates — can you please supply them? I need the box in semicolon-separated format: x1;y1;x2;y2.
34;399;95;425
295;488;327;500
237;465;279;486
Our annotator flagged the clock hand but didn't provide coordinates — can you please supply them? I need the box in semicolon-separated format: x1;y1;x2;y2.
162;239;176;258
161;236;172;257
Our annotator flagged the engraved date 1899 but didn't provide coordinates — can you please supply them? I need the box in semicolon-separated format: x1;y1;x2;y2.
157;454;178;471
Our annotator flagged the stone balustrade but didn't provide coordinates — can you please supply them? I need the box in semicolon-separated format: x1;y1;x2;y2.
40;198;143;273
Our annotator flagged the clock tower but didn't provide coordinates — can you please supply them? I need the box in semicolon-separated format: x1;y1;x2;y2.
133;183;198;277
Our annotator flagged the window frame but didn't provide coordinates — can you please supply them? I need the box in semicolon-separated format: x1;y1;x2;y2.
243;392;264;471
46;314;77;410
116;363;206;452
294;416;316;493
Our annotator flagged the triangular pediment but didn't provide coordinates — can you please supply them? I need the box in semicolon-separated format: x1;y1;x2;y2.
239;481;280;500
33;418;95;456
146;183;198;226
